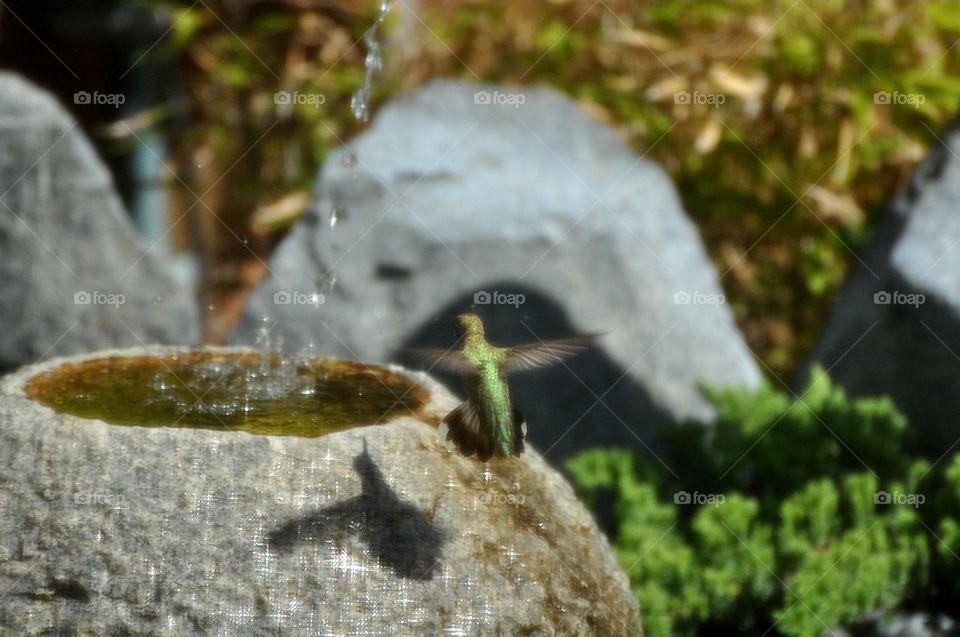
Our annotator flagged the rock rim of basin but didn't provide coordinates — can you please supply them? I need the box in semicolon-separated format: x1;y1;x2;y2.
0;346;642;636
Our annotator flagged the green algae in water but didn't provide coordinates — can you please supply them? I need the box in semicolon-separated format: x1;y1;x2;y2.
25;351;429;437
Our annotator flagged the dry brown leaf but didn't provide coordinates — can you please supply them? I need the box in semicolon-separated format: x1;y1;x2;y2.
695;117;722;155
643;75;688;102
806;185;865;226
251;191;311;236
708;65;767;101
772;83;794;113
611;27;673;52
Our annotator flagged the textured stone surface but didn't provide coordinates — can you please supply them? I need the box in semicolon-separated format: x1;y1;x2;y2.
0;72;198;373
0;347;641;636
233;79;760;462
800;118;960;454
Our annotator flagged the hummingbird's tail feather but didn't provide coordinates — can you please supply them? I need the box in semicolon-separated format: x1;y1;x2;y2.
443;399;493;461
442;400;527;461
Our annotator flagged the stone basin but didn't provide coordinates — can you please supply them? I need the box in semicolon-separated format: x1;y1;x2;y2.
0;346;642;636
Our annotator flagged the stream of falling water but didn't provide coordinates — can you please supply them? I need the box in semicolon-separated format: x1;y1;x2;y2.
350;2;390;123
312;0;391;301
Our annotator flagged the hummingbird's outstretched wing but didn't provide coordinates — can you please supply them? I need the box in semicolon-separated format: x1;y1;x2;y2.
408;348;477;374
500;335;597;372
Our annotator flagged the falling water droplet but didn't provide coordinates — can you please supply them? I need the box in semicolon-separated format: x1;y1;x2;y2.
152;296;164;306
207;304;216;312
257;316;273;374
364;43;382;74
342;151;358;167
325;273;338;294
350;91;370;123
329;202;349;228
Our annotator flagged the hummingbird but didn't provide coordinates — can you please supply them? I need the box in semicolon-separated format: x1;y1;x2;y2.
415;313;596;462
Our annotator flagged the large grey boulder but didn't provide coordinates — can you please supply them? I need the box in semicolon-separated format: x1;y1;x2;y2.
233;79;761;462
0;347;642;636
0;72;198;373
800;118;960;455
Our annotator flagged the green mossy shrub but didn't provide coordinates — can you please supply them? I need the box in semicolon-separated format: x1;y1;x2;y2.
568;369;959;636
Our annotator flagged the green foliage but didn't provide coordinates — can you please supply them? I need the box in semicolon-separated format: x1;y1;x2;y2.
567;370;955;636
662;368;911;508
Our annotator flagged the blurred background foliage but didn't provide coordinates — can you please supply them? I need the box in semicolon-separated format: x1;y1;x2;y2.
1;0;958;368
147;0;959;373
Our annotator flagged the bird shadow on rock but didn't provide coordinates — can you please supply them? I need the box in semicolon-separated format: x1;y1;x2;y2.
393;281;672;534
266;441;444;580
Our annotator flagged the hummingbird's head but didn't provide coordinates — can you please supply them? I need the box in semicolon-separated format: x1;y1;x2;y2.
454;313;484;338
